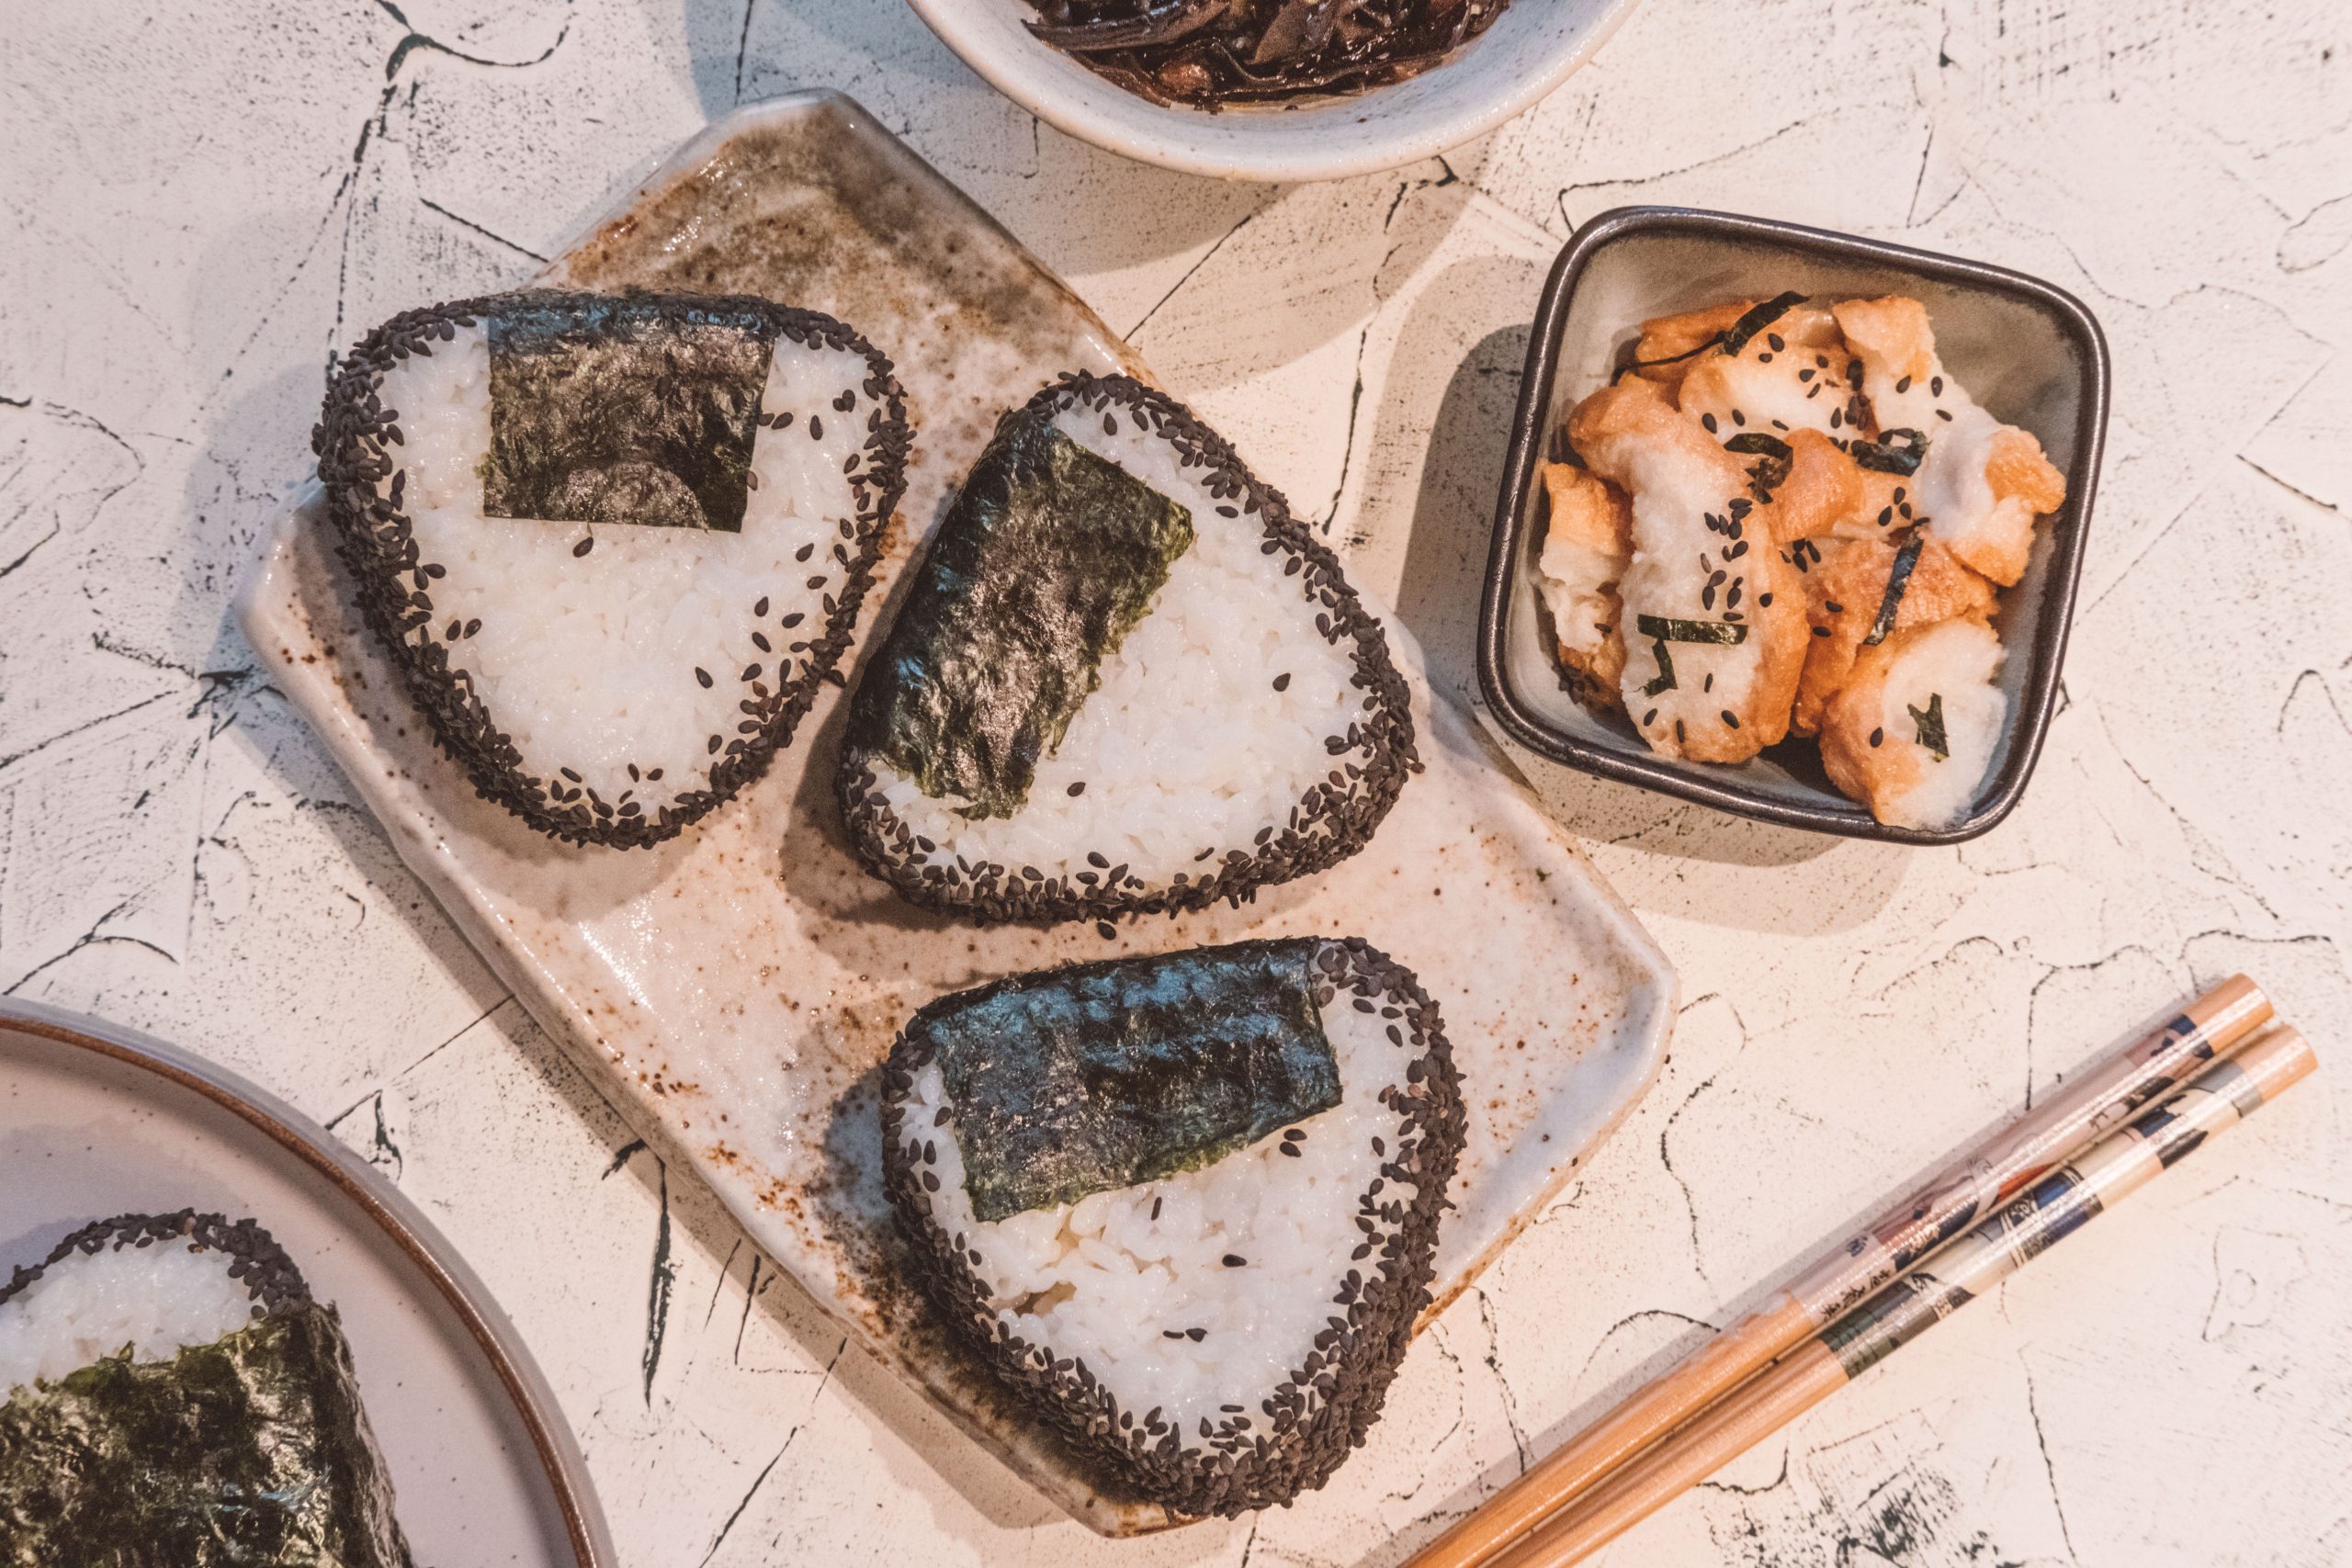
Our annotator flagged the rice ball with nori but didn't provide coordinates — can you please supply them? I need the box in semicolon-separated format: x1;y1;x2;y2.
837;373;1416;924
881;937;1464;1517
0;1211;414;1566
313;289;911;848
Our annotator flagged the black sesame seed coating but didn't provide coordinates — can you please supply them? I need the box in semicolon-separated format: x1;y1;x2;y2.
0;1209;312;1318
879;937;1464;1517
837;374;1418;925
311;289;913;851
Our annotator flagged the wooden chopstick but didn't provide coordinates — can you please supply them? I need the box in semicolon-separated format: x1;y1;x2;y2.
1485;1022;2317;1568
1406;975;2272;1568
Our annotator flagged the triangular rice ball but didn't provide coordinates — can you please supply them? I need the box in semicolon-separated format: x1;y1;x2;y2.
315;290;910;848
881;938;1464;1517
837;374;1415;923
0;1212;413;1564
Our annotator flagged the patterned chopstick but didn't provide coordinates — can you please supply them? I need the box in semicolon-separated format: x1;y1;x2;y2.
1407;976;2271;1568
1487;1022;2316;1568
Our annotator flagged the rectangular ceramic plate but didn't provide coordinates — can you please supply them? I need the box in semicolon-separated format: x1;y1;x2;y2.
238;91;1677;1535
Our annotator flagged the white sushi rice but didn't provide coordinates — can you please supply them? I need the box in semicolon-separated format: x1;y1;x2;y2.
899;989;1409;1430
867;404;1368;886
369;325;868;812
0;1241;256;1395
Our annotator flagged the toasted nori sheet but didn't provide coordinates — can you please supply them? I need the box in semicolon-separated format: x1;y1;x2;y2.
915;938;1339;1222
883;938;1464;1518
312;289;912;850
0;1212;413;1568
853;414;1195;819
838;373;1419;925
484;296;771;533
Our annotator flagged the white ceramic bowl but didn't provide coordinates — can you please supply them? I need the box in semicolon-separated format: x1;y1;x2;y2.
904;0;1647;183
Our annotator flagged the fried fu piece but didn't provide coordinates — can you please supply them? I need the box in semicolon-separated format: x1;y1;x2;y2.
1792;533;1997;737
1678;302;1861;441
1625;300;1755;396
1819;615;2007;830
1532;464;1633;712
1833;297;2067;585
1755;428;1866;545
1567;378;1808;762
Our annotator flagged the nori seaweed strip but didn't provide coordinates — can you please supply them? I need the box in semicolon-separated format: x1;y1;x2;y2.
1642;637;1677;697
881;937;1465;1519
1852;427;1928;476
849;416;1194;819
1719;291;1807;357
484;298;770;533
1861;534;1925;647
1634;614;1749;646
1909;691;1950;760
913;939;1339;1222
0;1212;413;1567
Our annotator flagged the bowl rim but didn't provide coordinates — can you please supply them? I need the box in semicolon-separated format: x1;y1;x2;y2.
900;0;1649;183
1476;204;2111;845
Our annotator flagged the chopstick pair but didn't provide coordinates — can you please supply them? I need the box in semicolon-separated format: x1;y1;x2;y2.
1408;976;2301;1568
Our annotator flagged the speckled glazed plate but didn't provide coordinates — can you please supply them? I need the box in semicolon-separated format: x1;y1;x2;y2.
0;998;611;1567
238;90;1678;1534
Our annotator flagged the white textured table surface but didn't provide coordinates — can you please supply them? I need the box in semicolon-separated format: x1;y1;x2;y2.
5;3;2348;1564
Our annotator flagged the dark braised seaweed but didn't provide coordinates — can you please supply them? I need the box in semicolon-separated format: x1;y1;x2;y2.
914;938;1340;1222
1022;0;1510;108
847;411;1195;820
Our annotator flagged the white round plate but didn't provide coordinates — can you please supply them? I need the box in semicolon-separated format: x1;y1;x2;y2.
0;998;611;1568
903;0;1648;183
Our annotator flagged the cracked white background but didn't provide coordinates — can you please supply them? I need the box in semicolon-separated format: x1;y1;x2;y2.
5;1;2350;1563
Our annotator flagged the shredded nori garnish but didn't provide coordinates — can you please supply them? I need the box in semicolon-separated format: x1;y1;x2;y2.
848;410;1194;819
1851;427;1928;476
1723;430;1794;494
1625;337;1721;372
913;939;1340;1222
1719;291;1807;358
482;296;772;533
1909;691;1950;760
1642;637;1678;697
0;1304;413;1567
1635;614;1750;646
1863;535;1925;647
1721;433;1792;462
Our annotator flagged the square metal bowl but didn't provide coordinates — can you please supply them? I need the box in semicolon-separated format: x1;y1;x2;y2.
1477;206;2109;843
